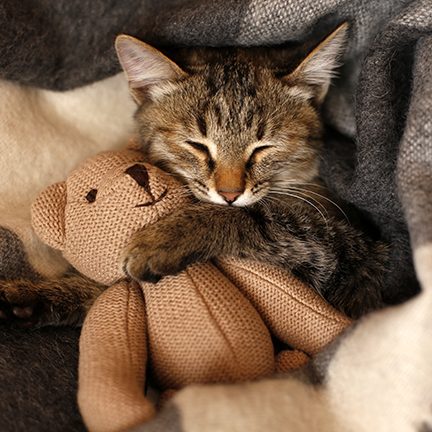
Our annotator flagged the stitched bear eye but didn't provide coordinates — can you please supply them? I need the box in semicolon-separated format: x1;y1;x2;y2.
85;188;98;203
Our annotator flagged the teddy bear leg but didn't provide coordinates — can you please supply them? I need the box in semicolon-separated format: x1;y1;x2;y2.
275;350;310;373
78;281;155;432
0;272;106;328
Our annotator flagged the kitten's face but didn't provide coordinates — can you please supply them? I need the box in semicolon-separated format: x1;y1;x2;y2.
116;24;347;206
135;64;321;206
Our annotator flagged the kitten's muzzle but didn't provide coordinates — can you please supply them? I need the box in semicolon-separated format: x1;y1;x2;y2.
218;189;243;204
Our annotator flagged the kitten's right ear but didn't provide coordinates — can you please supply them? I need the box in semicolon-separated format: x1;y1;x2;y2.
115;35;188;104
283;23;349;103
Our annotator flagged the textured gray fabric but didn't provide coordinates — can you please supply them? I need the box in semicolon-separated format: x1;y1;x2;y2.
0;0;153;89
321;0;429;304
397;34;432;247
0;326;85;432
0;228;41;280
329;0;431;300
0;0;248;90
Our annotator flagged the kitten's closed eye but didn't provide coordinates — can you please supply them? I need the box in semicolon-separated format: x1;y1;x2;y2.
246;145;274;168
185;140;210;156
185;140;215;171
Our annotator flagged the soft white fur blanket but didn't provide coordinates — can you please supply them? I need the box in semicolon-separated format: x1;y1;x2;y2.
0;74;135;279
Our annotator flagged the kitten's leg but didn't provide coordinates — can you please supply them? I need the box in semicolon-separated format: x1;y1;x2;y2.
123;202;389;319
0;273;106;328
122;204;251;283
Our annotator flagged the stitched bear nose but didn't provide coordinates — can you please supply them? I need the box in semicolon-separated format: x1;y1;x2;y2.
218;190;243;204
125;164;151;193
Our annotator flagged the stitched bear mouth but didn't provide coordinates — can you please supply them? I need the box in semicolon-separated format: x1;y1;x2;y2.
134;188;168;207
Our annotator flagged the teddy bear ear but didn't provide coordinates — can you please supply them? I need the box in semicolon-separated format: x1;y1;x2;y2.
31;182;67;250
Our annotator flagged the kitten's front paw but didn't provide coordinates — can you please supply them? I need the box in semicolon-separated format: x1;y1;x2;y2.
122;244;169;283
0;279;87;328
0;281;44;328
122;227;201;283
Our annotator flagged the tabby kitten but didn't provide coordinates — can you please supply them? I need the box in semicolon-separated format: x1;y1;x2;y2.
0;23;388;327
116;23;389;319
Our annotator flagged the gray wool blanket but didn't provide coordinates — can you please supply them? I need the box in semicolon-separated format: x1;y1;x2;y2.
0;0;431;431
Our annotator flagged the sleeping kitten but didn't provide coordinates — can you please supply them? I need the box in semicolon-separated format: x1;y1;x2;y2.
116;23;390;319
0;23;389;327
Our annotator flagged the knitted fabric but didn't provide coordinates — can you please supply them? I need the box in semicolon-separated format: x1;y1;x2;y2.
78;281;155;432
143;262;274;389
275;350;310;372
31;149;352;432
32;150;189;285
218;258;351;355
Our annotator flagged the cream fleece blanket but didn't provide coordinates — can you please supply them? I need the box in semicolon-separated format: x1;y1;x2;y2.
0;74;135;280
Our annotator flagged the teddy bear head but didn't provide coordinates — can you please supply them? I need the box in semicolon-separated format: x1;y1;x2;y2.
31;150;190;285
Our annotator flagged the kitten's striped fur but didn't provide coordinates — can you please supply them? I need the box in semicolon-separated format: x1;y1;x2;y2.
0;24;389;326
118;24;390;319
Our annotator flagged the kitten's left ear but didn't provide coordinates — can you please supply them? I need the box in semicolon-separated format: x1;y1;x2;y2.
283;23;349;103
115;35;188;104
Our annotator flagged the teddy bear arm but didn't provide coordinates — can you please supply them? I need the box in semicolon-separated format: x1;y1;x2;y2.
217;258;352;356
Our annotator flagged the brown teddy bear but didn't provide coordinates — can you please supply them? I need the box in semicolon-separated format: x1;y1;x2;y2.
31;149;351;432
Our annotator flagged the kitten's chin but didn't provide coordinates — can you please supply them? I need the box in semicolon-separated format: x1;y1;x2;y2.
189;185;265;207
231;193;261;207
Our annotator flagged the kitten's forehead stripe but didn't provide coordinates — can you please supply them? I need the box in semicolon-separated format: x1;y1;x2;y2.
245;107;254;129
203;60;267;138
212;103;223;127
256;119;266;140
205;74;219;96
196;115;207;136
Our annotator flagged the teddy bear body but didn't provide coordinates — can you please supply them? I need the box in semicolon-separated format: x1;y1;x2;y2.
32;149;351;432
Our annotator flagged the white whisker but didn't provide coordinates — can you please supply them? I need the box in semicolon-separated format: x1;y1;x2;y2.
273;187;329;218
271;184;350;223
269;190;329;227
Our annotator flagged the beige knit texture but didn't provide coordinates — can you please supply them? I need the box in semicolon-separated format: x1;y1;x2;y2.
32;149;189;285
143;262;274;389
78;281;155;432
218;258;352;355
275;350;310;372
32;182;67;250
32;149;352;432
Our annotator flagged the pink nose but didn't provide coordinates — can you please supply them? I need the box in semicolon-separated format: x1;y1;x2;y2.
218;190;242;204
